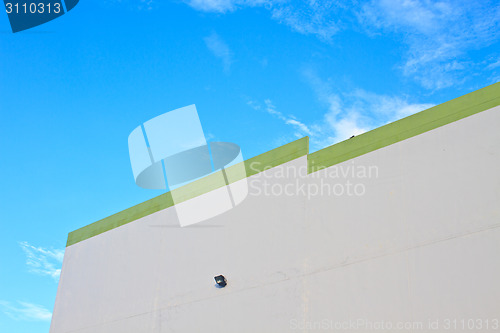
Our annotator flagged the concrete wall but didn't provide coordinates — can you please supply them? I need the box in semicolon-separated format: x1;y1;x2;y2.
51;105;500;332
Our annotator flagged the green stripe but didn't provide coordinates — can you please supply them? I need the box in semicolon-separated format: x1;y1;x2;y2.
308;82;500;173
67;82;499;247
66;136;309;247
167;136;309;203
66;193;174;247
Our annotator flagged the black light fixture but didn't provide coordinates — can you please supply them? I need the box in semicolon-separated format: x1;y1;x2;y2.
214;275;227;288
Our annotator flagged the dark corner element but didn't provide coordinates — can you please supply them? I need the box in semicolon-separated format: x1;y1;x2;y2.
4;0;80;33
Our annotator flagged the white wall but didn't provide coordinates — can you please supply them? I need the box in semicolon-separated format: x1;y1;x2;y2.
51;106;500;332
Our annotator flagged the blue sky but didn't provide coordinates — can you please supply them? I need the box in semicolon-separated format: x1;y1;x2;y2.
0;0;499;331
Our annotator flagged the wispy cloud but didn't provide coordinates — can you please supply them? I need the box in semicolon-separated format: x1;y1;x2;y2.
0;301;52;322
269;1;347;41
204;32;233;73
247;99;314;138
186;1;349;41
360;0;500;89
304;70;435;147
138;0;154;10
105;0;156;11
19;241;64;281
249;70;434;151
184;0;261;13
486;57;500;70
186;1;500;89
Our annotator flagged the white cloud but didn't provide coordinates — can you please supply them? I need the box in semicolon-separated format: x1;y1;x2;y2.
285;119;313;136
0;301;52;322
304;71;435;148
19;241;64;281
138;0;153;10
185;0;234;13
249;81;434;150
246;99;261;110
186;1;349;41
360;0;500;89
269;1;346;41
250;70;434;150
360;0;453;34
324;110;369;144
347;89;436;122
248;99;314;138
204;32;233;73
186;1;500;89
486;58;500;70
105;0;156;11
185;0;264;13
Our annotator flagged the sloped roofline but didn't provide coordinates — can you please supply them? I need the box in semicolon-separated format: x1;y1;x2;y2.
66;82;500;247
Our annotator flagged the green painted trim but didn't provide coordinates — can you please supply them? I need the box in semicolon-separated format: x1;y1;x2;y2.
67;82;499;247
66;136;309;247
308;82;500;174
244;136;309;177
167;136;309;203
66;193;174;247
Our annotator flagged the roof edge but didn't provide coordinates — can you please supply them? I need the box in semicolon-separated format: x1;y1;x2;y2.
67;82;499;247
308;82;500;173
66;136;309;247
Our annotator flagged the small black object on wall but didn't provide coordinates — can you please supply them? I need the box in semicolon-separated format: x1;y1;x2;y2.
214;275;227;288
